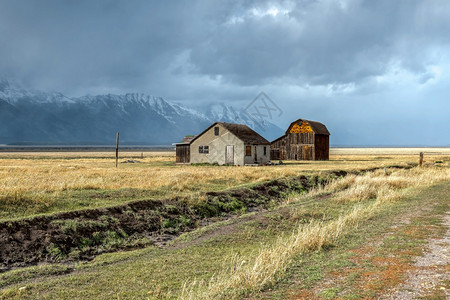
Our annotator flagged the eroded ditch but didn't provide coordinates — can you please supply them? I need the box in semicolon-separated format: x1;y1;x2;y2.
0;166;410;271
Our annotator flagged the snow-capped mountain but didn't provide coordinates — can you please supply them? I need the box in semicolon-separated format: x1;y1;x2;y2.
0;79;74;105
0;79;282;145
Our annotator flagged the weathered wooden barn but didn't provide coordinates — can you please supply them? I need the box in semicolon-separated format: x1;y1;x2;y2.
270;119;330;161
176;122;271;165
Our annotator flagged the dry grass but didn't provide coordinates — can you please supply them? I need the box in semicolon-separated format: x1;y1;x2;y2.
179;205;374;300
1;149;448;218
330;147;450;156
0;148;447;299
178;166;450;299
328;167;450;203
1;150;447;195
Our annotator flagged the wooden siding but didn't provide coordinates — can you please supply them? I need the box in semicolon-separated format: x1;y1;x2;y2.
314;134;329;160
270;149;280;160
176;144;190;163
270;132;329;161
288;132;314;144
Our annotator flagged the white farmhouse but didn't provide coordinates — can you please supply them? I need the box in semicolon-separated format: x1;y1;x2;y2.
176;122;271;165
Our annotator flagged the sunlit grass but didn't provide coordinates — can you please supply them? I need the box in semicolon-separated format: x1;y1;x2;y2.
0;149;448;220
179;166;450;299
0;162;448;299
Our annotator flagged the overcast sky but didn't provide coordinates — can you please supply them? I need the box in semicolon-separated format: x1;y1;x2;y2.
1;0;449;145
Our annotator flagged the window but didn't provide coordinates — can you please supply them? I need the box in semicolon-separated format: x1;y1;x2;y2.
245;146;251;156
199;145;209;154
263;146;267;156
214;127;219;136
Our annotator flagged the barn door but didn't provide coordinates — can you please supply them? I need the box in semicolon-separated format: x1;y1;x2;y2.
225;145;234;164
302;145;313;160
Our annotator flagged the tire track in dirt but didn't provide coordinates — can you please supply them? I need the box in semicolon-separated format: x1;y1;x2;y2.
255;180;449;300
381;211;450;299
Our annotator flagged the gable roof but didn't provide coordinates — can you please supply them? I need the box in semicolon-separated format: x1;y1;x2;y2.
181;135;197;143
286;119;330;135
220;122;270;145
174;135;197;145
271;134;286;144
190;122;270;145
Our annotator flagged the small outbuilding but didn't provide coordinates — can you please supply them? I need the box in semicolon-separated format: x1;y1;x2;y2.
176;122;271;165
270;119;330;161
175;135;197;163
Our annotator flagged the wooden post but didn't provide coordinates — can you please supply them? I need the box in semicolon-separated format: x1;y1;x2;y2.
115;132;119;168
419;152;423;167
141;152;143;159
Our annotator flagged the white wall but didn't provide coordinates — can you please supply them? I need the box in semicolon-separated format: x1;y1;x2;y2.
190;124;245;165
243;144;271;164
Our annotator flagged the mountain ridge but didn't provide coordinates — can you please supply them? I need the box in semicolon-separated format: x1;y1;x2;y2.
0;80;283;145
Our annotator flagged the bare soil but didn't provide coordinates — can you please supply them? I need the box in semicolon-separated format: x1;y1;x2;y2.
381;212;450;299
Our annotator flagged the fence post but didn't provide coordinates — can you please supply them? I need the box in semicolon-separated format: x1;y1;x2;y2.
419;152;423;167
115;132;119;168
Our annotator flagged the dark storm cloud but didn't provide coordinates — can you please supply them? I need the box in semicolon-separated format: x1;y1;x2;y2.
0;1;216;93
1;0;450;145
1;0;449;91
189;0;450;85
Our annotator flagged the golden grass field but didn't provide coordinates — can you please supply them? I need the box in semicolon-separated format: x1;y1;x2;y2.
0;148;449;299
0;148;449;220
1;147;449;192
1;148;449;190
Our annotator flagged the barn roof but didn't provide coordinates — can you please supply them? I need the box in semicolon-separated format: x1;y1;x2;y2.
271;135;286;144
286;119;330;135
181;135;197;143
220;122;270;145
190;122;270;145
173;135;197;145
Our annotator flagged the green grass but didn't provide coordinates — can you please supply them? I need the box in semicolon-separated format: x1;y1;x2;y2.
0;188;164;221
1;173;448;299
0;170;316;222
0;177;261;221
253;181;450;299
0;190;364;299
319;287;343;299
2;181;448;299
